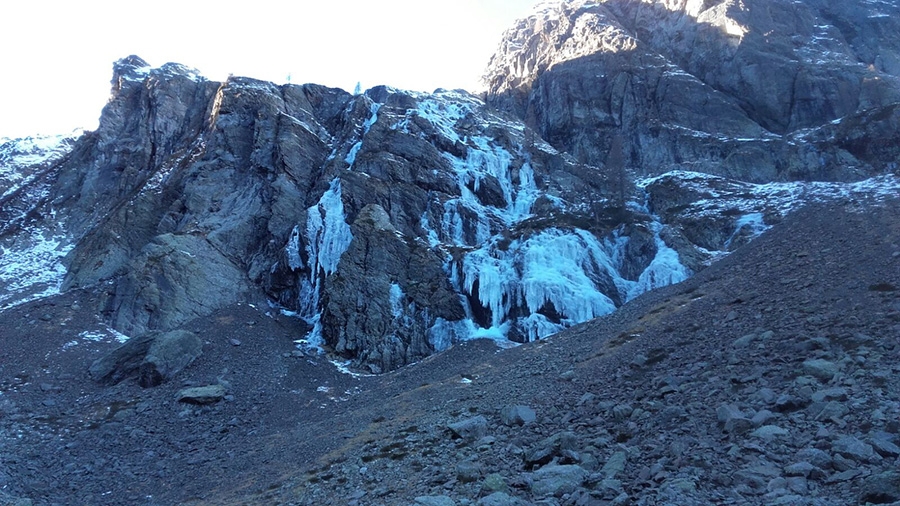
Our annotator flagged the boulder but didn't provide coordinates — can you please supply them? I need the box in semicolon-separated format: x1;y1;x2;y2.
139;330;202;387
525;431;579;467
88;330;201;386
448;416;489;442
500;405;536;426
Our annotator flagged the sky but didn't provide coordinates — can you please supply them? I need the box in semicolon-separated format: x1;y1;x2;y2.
0;0;537;139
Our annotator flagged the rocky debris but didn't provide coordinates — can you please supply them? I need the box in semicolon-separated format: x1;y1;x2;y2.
860;472;900;505
88;330;201;386
477;492;529;506
176;384;226;405
802;359;840;382
524;431;578;468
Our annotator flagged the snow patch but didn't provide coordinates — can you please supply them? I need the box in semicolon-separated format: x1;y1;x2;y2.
0;228;73;311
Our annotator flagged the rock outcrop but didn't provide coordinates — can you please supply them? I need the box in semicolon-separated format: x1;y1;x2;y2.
484;0;900;181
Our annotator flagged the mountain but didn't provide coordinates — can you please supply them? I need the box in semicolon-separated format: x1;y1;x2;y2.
1;0;899;504
485;0;900;181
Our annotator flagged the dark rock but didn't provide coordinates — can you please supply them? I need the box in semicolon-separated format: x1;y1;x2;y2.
414;496;456;506
477;492;530;506
88;330;201;387
525;431;579;467
802;359;839;382
456;460;483;483
177;385;226;405
832;435;876;462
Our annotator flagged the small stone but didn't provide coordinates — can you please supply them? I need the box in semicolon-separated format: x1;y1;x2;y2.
415;496;456;506
784;462;816;477
499;405;536;426
751;425;789;440
229;338;242;346
751;410;775;427
860;472;900;505
530;464;587;498
826;469;862;483
810;387;847;403
802;359;839;382
612;404;634;421
558;370;576;381
457;461;483;483
477;492;528;506
602;451;628;479
630;354;648;367
482;473;509;494
758;388;777;404
871;436;900;457
733;334;756;347
809;401;849;421
796;448;832;469
177;384;226;404
524;431;578;467
448;416;489;442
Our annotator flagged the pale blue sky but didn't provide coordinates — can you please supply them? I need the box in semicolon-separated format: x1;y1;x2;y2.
1;0;536;139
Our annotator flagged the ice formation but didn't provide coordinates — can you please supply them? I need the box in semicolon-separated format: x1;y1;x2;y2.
288;178;354;348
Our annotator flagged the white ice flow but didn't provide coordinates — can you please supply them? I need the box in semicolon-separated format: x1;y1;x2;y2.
410;91;690;347
286;178;354;348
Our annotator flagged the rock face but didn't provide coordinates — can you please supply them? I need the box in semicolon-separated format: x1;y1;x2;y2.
484;0;900;181
1;56;704;373
3;0;900;374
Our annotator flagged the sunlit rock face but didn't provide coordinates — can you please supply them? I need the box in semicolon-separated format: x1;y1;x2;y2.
484;0;900;181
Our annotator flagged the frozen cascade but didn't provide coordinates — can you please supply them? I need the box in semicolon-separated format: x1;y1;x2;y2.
306;178;353;276
286;178;354;348
285;226;303;270
460;229;619;338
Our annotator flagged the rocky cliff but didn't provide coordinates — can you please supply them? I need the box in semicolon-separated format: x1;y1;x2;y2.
2;0;900;375
1;56;697;373
484;0;900;181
